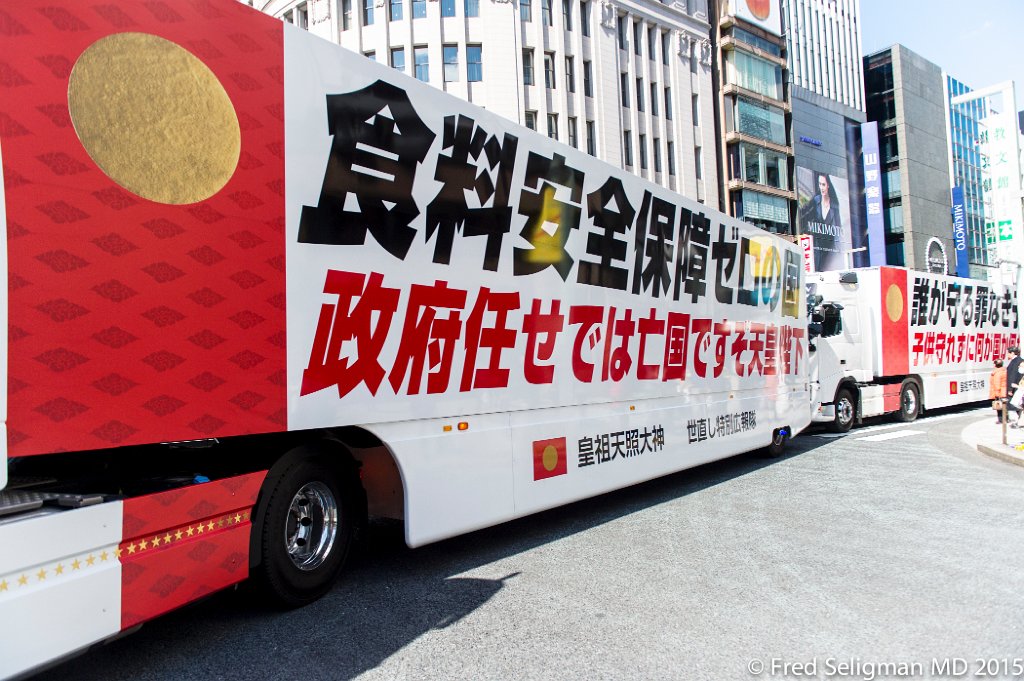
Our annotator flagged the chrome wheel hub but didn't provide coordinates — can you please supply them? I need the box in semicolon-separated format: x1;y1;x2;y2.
285;482;338;571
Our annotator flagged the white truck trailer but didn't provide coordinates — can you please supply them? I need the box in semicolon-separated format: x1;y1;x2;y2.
809;267;1018;432
0;0;811;676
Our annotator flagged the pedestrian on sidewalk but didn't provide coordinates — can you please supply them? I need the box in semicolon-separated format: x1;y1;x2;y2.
991;359;1007;424
1007;346;1023;426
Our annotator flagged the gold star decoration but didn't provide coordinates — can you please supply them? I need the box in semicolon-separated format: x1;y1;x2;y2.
207;521;214;531
0;579;8;592
139;539;149;551
152;535;161;547
127;543;137;554
100;551;109;562
186;525;195;537
17;575;28;587
196;523;204;534
55;563;65;575
243;511;250;521
235;513;243;524
72;558;82;570
164;533;172;544
86;554;96;566
36;568;46;581
175;530;183;541
114;547;122;559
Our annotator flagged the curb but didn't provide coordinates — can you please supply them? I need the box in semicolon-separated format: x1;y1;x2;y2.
976;444;1024;468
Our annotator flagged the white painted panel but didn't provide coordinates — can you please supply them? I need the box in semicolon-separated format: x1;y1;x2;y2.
0;502;121;574
365;414;515;548
0;560;121;679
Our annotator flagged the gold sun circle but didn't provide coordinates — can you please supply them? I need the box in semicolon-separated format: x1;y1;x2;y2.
542;445;559;472
68;32;240;205
885;284;904;323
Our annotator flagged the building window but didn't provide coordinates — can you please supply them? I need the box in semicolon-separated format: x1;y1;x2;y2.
520;0;531;21
547;113;558;140
412;0;426;17
544;51;555;89
620;72;629;107
661;31;669;65
633;22;642;56
563;0;572;30
414;46;429;81
443;44;459;82
740;189;790;233
586;120;596;155
565;57;575;93
467;44;482;82
523;49;534;85
525;110;537;130
583;60;593;97
648;27;656;60
689;40;697;73
653;138;661;173
636;77;644;111
581;0;590;36
650;83;658;116
617;15;626;50
738;143;788;190
363;0;374;25
725;50;783;100
442;0;456;17
341;0;352;29
734;97;786;145
639;133;647;170
694;146;702;180
363;50;375;61
390;0;403;21
568;117;578;148
391;47;406;72
692;94;699;126
664;86;672;120
623;130;633;166
541;0;552;25
667;141;675;175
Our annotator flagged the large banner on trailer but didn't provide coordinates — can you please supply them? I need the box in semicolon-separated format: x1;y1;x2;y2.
879;267;1019;378
283;29;807;429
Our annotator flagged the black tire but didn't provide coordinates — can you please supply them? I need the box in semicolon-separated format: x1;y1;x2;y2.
829;388;855;433
896;381;920;422
761;427;789;458
252;457;355;608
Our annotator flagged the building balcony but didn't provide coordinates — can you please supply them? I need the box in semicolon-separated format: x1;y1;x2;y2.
726;179;796;201
719;36;786;68
724;131;791;156
722;83;790;111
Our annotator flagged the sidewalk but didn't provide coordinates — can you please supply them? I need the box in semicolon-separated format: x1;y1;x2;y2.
961;414;1024;468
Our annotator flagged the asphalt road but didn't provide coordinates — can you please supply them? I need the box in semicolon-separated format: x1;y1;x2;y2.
34;406;1024;681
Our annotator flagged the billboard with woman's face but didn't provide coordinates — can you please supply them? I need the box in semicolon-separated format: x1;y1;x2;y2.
797;167;851;272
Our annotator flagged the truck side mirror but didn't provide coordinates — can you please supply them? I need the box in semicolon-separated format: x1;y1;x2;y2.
839;271;858;284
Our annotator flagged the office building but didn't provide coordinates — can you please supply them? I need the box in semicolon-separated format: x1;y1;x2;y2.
251;0;720;204
710;0;793;235
863;44;955;274
782;0;868;272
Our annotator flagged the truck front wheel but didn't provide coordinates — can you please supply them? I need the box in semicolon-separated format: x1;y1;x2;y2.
897;381;920;422
252;456;356;608
830;389;855;433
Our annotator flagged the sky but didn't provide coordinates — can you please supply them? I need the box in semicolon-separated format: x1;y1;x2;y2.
859;0;1024;111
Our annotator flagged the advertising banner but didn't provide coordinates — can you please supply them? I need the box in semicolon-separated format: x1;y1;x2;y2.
729;0;782;37
951;186;969;277
797;167;852;271
860;122;887;266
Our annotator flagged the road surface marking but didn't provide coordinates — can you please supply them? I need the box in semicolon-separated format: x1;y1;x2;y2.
857;429;924;442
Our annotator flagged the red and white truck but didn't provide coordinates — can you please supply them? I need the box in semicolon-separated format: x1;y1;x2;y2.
0;0;810;676
808;267;1018;431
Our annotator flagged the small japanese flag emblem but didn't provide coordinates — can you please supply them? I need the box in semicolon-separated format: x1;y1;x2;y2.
532;437;567;481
